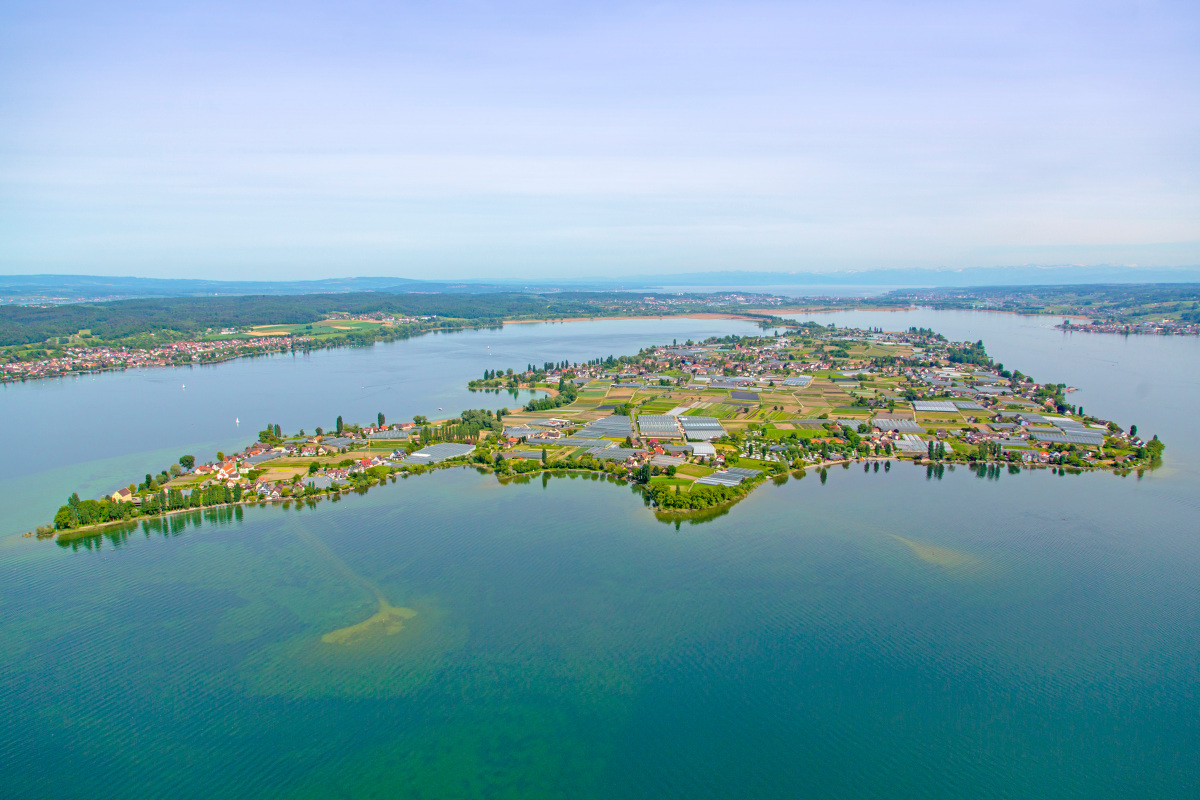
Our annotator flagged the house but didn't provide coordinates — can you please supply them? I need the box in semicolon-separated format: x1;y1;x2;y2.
110;488;133;503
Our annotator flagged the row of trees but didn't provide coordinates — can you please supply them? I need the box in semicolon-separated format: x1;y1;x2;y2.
414;408;504;444
648;482;748;511
53;494;136;530
0;289;780;347
53;479;247;531
947;340;992;366
495;450;619;477
524;378;579;412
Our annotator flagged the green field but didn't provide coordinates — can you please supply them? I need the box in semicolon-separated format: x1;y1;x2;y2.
249;319;383;339
648;476;691;487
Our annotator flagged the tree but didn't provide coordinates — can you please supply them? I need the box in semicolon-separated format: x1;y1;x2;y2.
315;426;323;435
541;448;548;464
1129;424;1137;438
1146;436;1165;460
273;424;282;439
216;451;225;462
337;416;344;434
179;454;195;469
378;412;386;427
413;415;428;425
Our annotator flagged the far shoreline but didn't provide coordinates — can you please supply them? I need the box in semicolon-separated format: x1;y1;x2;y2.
501;312;766;325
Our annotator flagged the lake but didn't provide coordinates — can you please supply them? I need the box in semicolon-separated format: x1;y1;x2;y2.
1;312;1197;799
0;317;768;535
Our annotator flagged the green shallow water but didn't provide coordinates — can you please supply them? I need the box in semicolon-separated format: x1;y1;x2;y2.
4;465;1198;799
3;313;1199;797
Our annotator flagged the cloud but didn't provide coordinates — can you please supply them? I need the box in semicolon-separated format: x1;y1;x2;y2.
1;0;1198;278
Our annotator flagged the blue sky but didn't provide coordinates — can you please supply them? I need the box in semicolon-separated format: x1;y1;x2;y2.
1;0;1197;280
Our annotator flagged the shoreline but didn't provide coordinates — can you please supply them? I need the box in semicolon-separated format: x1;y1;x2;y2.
501;312;766;325
37;321;1163;540
1;320;491;386
4;306;1104;387
753;305;1097;323
42;451;1138;541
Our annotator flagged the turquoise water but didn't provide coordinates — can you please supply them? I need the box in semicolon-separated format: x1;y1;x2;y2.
2;314;1198;798
0;317;767;535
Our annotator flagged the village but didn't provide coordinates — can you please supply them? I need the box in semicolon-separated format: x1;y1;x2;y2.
41;323;1165;536
1;292;809;385
1;313;455;383
1056;317;1200;335
1;334;306;382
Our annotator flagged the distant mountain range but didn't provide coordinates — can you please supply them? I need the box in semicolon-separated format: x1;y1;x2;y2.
2;265;1198;304
638;265;1200;288
0;275;511;302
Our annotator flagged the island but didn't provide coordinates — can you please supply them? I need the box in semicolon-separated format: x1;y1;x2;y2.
34;320;1165;542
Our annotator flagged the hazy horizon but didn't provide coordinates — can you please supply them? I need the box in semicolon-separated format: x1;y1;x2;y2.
2;1;1198;280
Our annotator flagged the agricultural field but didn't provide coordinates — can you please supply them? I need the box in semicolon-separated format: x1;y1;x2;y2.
247;319;383;338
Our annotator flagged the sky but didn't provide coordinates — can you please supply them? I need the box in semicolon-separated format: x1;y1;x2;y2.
1;0;1198;281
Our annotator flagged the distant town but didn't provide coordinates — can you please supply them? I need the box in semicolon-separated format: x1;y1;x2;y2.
38;321;1165;540
7;284;1200;386
0;294;789;383
874;284;1200;334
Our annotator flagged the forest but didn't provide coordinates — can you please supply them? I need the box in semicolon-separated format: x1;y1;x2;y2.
871;283;1200;323
0;291;765;346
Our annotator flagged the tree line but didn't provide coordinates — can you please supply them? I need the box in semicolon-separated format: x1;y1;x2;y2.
0;290;757;346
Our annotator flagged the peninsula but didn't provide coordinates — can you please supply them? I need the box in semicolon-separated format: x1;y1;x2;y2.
0;291;790;382
8;283;1199;384
38;321;1164;540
